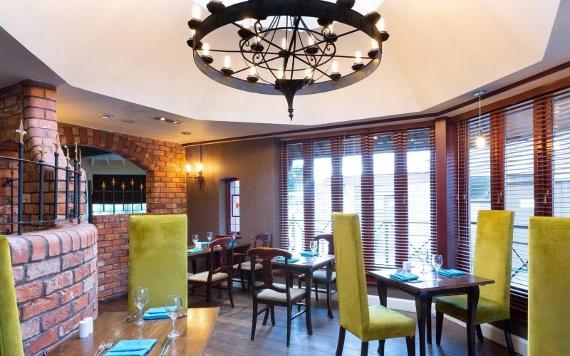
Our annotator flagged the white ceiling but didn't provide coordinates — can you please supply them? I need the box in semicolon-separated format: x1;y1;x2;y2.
0;0;569;143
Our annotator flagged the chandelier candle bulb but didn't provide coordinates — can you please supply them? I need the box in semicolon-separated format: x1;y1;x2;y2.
281;37;287;49
192;5;201;20
251;36;264;52
221;55;234;76
306;35;318;55
377;17;386;32
200;42;213;64
277;68;284;80
330;60;341;80
368;39;380;58
352;50;364;71
247;66;259;83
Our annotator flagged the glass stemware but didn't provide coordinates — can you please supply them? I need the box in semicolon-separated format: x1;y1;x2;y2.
310;240;318;255
166;295;182;339
207;231;214;242
132;287;149;326
192;234;199;247
432;254;443;281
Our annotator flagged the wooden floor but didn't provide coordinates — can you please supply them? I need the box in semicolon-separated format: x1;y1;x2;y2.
100;286;511;356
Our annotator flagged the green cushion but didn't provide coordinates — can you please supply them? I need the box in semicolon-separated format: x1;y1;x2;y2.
0;236;24;356
436;210;513;324
528;217;570;356
128;214;188;312
332;213;414;342
435;295;509;325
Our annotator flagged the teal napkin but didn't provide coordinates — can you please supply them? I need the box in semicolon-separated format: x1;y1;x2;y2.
274;256;300;264
300;251;318;257
143;307;169;320
188;247;202;253
438;268;467;277
105;339;157;356
389;272;419;282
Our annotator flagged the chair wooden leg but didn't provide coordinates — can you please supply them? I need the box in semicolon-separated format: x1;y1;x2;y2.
228;279;235;308
501;321;516;356
335;327;346;356
314;281;319;301
206;284;212;304
476;325;484;342
435;311;443;345
218;286;222;299
286;304;292;347
297;277;302;311
360;341;368;356
326;281;333;319
262;308;270;326
251;301;257;341
240;270;246;291
270;306;275;326
426;297;432;344
406;336;415;356
377;340;385;356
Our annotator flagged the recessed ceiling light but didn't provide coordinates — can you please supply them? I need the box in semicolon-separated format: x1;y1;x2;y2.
182;131;192;136
159;117;166;121
172;120;182;124
121;119;136;124
100;113;113;119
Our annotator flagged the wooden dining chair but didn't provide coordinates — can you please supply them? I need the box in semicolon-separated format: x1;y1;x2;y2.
298;234;336;304
234;233;272;290
332;213;415;356
435;210;515;355
248;247;310;347
0;236;24;356
188;237;235;307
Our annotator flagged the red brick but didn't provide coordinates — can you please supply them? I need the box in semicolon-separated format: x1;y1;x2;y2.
41;305;70;330
16;281;43;303
12;266;25;282
20;318;40;340
59;282;83;304
62;251;83;269
44;271;73;294
22;295;58;320
71;294;89;313
60;233;72;253
24;96;56;111
26;235;47;261
73;263;91;282
45;234;61;256
23;86;45;97
25;326;58;355
9;237;29;264
58;312;82;337
26;257;60;280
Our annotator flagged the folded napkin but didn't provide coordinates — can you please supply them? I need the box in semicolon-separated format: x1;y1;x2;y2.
389;272;419;282
300;251;318;257
188;247;202;253
142;307;169;320
105;339;157;356
438;268;467;277
274;256;300;264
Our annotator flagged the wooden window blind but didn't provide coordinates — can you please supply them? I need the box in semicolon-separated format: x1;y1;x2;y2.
280;126;437;271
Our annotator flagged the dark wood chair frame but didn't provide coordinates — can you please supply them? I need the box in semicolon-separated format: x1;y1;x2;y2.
248;247;311;347
298;234;336;318
235;233;273;290
188;236;235;308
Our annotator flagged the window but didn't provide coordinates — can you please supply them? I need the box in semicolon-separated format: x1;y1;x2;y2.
226;178;240;234
90;174;147;215
280;127;437;270
553;90;570;216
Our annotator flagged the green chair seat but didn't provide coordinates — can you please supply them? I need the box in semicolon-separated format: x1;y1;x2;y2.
435;295;509;325
0;236;24;356
366;305;415;341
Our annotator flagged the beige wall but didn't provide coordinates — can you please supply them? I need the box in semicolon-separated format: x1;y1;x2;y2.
186;138;280;245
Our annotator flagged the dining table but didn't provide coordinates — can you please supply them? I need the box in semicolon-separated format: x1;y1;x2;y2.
273;254;336;326
368;268;494;356
187;240;250;273
48;307;219;355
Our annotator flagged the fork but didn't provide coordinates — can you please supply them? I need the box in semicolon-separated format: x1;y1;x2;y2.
93;339;114;356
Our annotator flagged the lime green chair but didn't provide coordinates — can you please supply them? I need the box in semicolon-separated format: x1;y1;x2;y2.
0;236;24;356
332;213;415;356
128;214;188;311
528;217;570;356
435;210;515;355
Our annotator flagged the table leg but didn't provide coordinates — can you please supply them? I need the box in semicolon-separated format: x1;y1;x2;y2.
426;297;432;344
326;261;333;319
376;280;387;307
415;295;428;356
305;267;313;335
191;258;197;274
467;287;480;356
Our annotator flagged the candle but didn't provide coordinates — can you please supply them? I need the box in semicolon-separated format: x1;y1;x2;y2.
277;68;284;79
281;37;287;49
370;38;379;50
331;60;339;74
377;18;386;32
249;66;257;76
327;23;334;33
202;42;210;56
191;4;201;20
255;36;261;43
308;35;315;46
223;55;231;69
190;29;196;38
355;51;362;64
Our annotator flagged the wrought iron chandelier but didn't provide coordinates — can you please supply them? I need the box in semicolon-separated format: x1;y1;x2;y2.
187;0;389;120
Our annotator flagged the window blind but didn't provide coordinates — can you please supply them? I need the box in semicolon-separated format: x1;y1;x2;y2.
280;126;437;271
553;90;570;216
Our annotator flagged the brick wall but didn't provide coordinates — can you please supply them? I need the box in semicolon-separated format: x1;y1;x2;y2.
8;223;98;355
92;214;129;301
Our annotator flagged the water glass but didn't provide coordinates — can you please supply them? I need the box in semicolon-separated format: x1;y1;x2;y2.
192;234;199;247
207;232;214;242
166;295;182;339
432;254;443;281
309;241;318;255
132;287;149;326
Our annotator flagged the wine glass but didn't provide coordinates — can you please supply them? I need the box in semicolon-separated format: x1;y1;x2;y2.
132;287;149;326
310;241;318;255
192;234;199;247
207;232;214;242
165;295;182;339
432;254;443;281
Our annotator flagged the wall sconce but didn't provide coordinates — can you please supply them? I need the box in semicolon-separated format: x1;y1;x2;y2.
186;146;205;189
